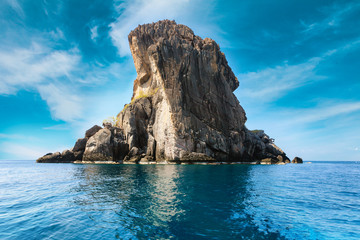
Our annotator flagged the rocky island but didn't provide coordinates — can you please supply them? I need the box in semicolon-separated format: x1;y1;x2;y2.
37;20;300;165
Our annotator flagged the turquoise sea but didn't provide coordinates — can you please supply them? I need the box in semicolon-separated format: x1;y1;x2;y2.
0;161;359;239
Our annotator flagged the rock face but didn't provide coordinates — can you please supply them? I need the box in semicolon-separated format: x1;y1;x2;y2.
73;138;87;152
37;20;294;164
85;125;102;138
83;127;129;162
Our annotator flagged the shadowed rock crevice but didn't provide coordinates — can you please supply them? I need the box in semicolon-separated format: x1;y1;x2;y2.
37;20;296;164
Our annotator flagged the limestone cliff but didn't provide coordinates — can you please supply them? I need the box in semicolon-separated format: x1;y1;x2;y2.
37;20;291;164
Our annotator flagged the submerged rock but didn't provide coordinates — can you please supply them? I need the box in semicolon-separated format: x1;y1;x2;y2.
37;20;293;164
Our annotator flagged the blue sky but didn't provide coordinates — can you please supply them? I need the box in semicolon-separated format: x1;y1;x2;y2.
0;0;359;161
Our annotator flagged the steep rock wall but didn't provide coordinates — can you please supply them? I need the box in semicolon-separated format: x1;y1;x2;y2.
37;20;291;164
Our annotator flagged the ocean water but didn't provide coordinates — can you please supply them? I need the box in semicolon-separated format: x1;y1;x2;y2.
0;161;359;239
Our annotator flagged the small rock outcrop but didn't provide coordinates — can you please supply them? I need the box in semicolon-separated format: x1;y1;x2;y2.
292;157;303;164
37;151;75;163
37;20;297;164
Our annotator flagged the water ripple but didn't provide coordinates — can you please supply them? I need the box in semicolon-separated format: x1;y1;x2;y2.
0;161;359;239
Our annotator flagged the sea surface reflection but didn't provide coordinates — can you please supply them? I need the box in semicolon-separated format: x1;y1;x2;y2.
70;164;284;239
1;161;360;239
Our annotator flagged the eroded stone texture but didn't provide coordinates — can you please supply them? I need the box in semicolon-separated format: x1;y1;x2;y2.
73;138;87;152
85;125;102;138
116;20;289;163
83;127;129;162
36;151;75;163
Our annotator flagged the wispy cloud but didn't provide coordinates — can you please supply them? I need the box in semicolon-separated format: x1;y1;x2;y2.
300;2;360;38
87;19;100;42
6;0;24;18
49;28;65;41
43;124;70;130
90;25;99;41
294;102;360;124
247;100;360;130
0;133;38;141
0;39;135;123
0;43;80;95
238;57;323;102
0;43;85;121
238;39;360;103
37;83;83;122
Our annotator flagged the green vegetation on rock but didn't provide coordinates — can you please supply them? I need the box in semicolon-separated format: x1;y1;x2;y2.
103;116;121;127
250;129;263;134
120;87;159;114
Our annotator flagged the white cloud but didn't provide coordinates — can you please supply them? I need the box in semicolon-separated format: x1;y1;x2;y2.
109;0;220;56
0;37;137;124
0;43;80;95
0;43;84;122
37;83;83;122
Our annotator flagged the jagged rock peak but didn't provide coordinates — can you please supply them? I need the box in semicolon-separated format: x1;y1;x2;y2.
129;20;196;43
128;19;239;98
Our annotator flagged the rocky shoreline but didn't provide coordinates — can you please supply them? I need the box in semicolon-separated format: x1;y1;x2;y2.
37;20;302;165
37;124;303;165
